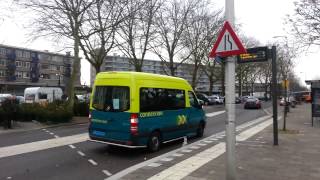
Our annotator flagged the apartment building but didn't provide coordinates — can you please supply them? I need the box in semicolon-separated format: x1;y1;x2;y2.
90;54;222;93
0;44;81;95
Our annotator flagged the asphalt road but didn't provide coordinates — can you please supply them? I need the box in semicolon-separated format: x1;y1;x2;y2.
0;101;272;180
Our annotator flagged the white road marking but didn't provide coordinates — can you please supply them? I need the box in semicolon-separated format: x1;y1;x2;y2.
103;170;112;176
181;149;192;153
209;138;218;141
88;159;98;166
147;163;162;167
189;146;200;150
69;144;76;149
197;143;207;146
49;132;54;135
0;133;88;159
105;115;273;180
54;135;59;138
203;140;213;143
42;129;47;131
77;151;85;157
205;110;225;117
160;158;173;162
171;153;184;157
147;117;274;180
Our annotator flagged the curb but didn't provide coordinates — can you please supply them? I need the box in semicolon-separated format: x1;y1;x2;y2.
0;119;89;135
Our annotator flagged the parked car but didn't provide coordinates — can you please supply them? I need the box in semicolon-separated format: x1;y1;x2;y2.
0;94;13;106
235;97;241;104
244;97;261;109
208;95;224;104
16;96;25;104
196;93;214;105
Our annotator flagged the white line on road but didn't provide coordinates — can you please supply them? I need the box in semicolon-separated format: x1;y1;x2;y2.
160;158;173;162
77;151;85;157
147;163;162;167
88;159;98;166
205;110;225;117
0;133;88;159
49;132;54;135
54;135;59;138
171;153;184;157
103;170;112;176
68;144;76;149
106;115;272;180
147;118;273;180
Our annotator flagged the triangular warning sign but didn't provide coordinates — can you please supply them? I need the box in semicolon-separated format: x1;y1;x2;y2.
209;21;246;58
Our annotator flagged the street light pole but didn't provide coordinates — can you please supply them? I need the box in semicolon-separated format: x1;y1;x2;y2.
225;0;236;180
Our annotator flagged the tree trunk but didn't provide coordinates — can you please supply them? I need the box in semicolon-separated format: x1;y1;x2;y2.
208;76;214;96
67;27;80;112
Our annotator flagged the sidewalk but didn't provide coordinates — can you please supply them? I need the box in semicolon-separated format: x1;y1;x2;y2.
0;116;89;134
118;103;320;180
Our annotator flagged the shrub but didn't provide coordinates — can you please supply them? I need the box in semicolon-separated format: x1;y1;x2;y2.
18;101;72;123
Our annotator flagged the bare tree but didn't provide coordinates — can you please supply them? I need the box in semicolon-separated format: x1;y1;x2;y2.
152;0;200;76
116;0;162;72
182;2;222;89
286;0;320;48
79;0;127;74
18;0;95;111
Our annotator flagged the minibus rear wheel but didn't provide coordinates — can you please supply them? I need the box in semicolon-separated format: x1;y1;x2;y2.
148;131;161;152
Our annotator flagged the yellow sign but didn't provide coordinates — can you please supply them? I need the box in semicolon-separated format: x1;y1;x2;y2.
177;115;187;126
282;80;289;89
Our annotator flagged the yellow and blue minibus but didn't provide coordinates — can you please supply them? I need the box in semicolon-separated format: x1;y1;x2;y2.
89;71;206;152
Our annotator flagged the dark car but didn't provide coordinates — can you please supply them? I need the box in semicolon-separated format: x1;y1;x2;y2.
244;98;261;109
196;93;214;105
235;97;241;104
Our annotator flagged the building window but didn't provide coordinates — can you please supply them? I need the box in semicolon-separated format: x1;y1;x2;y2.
0;59;5;66
15;71;23;78
0;70;5;77
24;51;30;58
15;61;23;67
0;48;6;55
16;50;23;58
23;72;30;78
23;62;30;68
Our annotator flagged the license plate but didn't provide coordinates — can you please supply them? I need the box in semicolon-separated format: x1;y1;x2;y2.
92;130;106;136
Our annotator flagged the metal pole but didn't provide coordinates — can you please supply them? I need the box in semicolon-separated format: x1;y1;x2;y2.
225;0;236;179
271;46;278;145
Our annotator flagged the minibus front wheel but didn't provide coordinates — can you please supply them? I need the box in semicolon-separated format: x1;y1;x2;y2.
148;131;161;152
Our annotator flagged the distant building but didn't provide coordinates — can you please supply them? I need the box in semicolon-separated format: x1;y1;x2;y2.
90;54;222;93
0;44;81;95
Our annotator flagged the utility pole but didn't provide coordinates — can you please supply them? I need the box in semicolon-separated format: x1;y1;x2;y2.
225;0;236;179
271;46;278;145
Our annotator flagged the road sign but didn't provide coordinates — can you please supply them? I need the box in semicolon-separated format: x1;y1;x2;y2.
209;21;246;58
237;46;269;63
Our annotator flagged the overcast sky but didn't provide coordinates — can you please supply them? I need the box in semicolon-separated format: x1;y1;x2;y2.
0;0;317;86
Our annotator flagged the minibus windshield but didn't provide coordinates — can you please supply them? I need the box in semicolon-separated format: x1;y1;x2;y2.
92;86;130;112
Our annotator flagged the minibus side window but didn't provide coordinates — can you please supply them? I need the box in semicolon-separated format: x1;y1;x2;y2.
92;86;130;112
188;91;199;107
140;88;185;112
